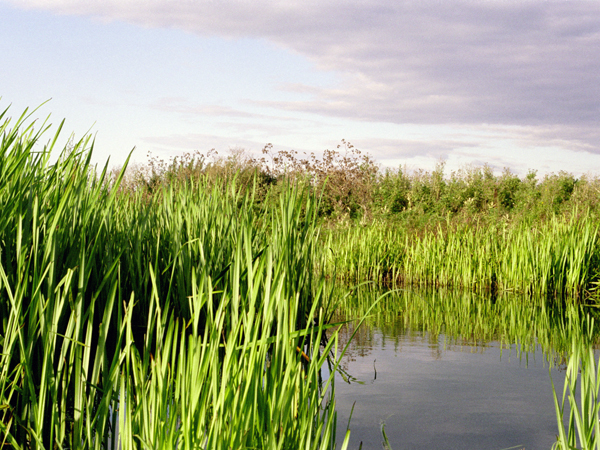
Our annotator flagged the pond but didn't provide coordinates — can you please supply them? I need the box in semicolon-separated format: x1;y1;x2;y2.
330;287;596;450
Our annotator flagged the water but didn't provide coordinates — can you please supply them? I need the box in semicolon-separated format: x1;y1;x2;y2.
330;289;582;450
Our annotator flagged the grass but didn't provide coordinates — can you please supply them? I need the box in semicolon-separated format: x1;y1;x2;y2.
0;105;352;449
325;214;600;299
116;123;600;301
551;328;600;450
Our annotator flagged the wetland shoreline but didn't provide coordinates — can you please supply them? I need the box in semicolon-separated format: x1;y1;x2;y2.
1;105;599;449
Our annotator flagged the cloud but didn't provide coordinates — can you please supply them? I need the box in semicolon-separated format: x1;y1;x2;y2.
141;131;265;155
8;0;600;158
355;136;476;162
149;97;266;119
149;97;308;123
272;1;600;127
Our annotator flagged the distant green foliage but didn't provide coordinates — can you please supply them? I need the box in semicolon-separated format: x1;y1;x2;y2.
372;164;600;228
116;141;600;230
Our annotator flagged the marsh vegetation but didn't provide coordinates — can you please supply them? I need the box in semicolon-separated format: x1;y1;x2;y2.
1;105;599;449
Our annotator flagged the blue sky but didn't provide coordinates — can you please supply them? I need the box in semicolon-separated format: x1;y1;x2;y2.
2;0;600;176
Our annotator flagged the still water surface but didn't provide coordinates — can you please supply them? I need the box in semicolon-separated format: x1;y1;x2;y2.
332;290;573;450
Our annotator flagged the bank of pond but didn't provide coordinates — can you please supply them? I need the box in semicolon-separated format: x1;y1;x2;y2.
325;214;599;299
1;107;600;449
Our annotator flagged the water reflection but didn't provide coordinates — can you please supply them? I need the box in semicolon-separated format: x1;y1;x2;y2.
331;288;597;450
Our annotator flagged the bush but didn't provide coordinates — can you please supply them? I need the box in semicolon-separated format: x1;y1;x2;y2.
112;144;600;231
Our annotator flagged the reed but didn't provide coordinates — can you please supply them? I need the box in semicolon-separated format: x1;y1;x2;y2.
325;215;600;300
0;106;349;449
551;326;600;450
323;222;405;283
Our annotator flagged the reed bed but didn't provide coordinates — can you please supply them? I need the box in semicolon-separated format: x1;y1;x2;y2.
3;103;599;449
325;215;600;300
0;107;350;449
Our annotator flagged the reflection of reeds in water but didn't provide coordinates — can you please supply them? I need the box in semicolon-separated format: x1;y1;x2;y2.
332;285;600;364
0;108;349;449
326;216;599;300
334;285;600;449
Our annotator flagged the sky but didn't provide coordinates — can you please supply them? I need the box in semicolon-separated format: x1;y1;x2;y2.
1;0;600;177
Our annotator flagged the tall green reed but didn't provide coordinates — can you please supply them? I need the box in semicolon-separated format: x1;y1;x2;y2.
0;106;349;449
551;319;600;450
325;215;599;300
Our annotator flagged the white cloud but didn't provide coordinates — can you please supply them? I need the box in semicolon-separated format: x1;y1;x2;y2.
10;0;600;126
6;0;600;165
